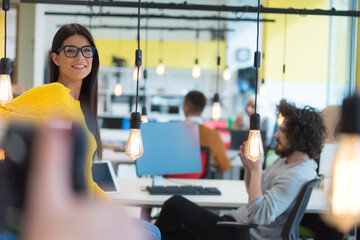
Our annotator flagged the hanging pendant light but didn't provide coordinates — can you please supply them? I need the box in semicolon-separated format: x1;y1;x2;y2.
0;148;5;161
324;95;360;232
125;0;144;160
223;42;231;81
223;66;231;81
244;0;264;162
0;0;13;106
211;12;222;121
259;78;267;96
156;38;165;75
277;112;285;126
276;16;288;126
141;104;148;123
126;112;144;160
245;113;264;161
114;82;122;97
192;58;201;79
211;93;221;121
141;67;148;125
156;60;165;76
141;11;149;124
132;66;141;82
192;29;201;79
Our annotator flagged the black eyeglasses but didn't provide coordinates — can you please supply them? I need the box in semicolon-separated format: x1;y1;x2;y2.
57;45;96;58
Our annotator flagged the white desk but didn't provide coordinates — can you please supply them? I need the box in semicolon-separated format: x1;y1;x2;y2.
110;178;248;209
109;178;329;213
103;148;133;164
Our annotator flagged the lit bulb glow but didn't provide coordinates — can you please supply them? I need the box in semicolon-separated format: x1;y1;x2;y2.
156;62;165;75
0;74;13;106
245;130;264;162
329;134;360;231
223;68;231;81
141;114;148;123
192;64;201;79
211;102;221;121
125;129;144;160
277;113;285;126
114;83;122;97
259;83;267;96
0;148;5;161
132;67;141;82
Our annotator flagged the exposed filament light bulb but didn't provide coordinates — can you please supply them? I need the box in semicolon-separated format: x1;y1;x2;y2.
223;67;231;81
328;134;360;232
211;93;221;121
259;79;267;96
113;82;122;97
125;112;144;160
132;67;141;82
324;96;360;232
277;112;285;126
0;58;13;106
141;105;148;123
245;114;264;162
156;60;165;75
192;59;201;79
0;148;5;161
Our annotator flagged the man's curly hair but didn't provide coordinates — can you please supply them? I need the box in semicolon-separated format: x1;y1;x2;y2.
277;99;326;159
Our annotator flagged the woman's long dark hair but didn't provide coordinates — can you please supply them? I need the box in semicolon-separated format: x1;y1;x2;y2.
50;23;102;159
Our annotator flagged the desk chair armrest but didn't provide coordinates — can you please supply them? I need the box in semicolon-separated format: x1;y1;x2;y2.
216;221;257;229
216;222;257;240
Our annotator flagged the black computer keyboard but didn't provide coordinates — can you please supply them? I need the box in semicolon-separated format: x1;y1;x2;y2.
146;185;221;195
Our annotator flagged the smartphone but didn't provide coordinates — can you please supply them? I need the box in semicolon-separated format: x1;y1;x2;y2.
0;122;88;234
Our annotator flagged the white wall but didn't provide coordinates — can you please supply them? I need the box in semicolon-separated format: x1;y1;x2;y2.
17;3;35;87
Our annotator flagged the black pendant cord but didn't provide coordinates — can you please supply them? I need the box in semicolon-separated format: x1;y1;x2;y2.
282;14;287;98
215;11;220;94
143;10;149;107
4;10;7;58
135;0;141;113
195;22;199;61
159;34;163;62
254;0;260;114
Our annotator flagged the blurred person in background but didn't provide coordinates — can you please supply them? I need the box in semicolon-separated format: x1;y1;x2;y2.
183;91;231;172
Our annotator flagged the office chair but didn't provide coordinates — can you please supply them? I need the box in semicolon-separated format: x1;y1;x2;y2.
164;146;211;179
217;176;322;240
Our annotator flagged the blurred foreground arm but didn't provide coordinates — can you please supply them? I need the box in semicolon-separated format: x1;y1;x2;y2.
24;127;141;240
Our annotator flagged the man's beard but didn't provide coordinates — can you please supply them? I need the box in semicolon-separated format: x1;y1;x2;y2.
275;142;295;158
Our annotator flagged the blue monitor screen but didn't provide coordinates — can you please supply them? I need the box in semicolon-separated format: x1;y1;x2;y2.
136;122;202;176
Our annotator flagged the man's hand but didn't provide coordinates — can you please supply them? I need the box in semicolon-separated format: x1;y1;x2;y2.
238;141;263;200
24;126;142;240
238;141;263;172
238;141;250;169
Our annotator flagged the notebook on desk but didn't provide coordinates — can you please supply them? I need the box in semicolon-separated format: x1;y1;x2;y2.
92;160;120;193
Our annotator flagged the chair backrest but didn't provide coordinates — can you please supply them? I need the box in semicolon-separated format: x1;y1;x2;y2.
281;177;321;240
164;146;210;179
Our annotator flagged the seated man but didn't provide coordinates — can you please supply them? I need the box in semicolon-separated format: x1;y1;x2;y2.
183;91;231;172
155;99;326;240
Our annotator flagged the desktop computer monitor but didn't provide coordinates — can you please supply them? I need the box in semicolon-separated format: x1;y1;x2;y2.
136;122;202;178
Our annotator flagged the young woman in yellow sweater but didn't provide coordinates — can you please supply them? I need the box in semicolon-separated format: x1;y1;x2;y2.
0;23;109;201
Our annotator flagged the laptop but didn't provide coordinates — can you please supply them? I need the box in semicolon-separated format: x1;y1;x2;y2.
92;160;120;193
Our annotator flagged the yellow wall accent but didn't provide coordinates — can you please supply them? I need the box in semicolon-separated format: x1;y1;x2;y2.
0;13;4;58
95;38;227;70
262;0;329;83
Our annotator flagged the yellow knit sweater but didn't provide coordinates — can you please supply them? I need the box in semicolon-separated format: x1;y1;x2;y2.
0;82;110;201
